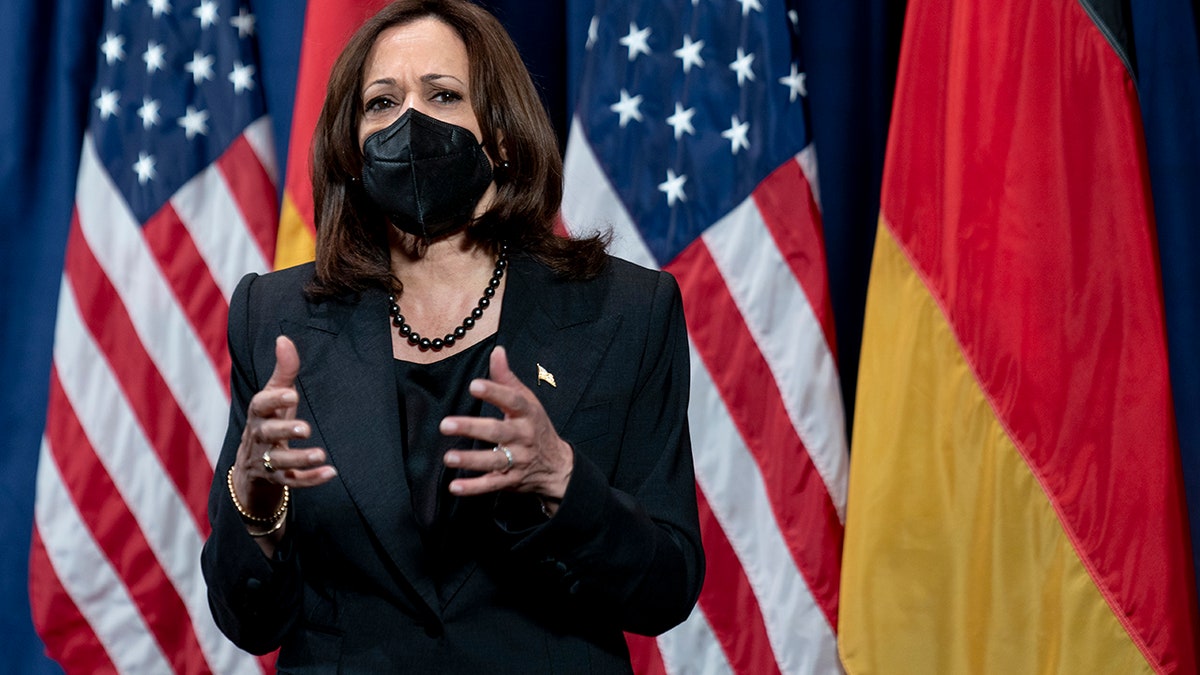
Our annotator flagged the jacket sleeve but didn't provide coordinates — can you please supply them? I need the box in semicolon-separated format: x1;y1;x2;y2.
507;270;705;636
200;272;304;654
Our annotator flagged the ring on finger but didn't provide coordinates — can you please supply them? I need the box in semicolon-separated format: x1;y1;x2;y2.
262;450;275;473
493;445;514;473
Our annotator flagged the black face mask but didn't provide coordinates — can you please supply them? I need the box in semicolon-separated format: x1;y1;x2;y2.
361;108;494;240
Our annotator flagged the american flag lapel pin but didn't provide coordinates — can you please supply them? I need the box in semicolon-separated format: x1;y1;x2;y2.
536;363;557;387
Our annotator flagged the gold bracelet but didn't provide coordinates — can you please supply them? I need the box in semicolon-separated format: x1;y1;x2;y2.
226;466;290;524
246;511;287;538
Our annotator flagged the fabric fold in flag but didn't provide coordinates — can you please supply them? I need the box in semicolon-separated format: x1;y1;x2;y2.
276;0;390;270
563;1;848;672
839;0;1200;672
30;1;279;671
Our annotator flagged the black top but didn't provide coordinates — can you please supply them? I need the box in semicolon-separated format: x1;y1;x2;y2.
394;334;496;543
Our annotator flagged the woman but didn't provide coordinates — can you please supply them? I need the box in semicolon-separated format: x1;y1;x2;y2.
201;1;703;671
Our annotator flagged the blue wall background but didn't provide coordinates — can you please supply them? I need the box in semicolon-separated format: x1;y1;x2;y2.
10;0;1195;672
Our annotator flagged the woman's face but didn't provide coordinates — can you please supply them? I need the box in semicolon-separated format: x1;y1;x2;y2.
357;17;482;148
358;16;500;226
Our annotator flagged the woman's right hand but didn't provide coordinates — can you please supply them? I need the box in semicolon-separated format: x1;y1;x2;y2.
232;335;336;547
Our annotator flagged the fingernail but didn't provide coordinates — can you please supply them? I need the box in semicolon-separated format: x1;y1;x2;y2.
324;466;338;478
282;392;298;404
440;419;457;433
449;482;463;494
308;451;322;463
444;452;460;466
469;380;485;395
294;424;305;435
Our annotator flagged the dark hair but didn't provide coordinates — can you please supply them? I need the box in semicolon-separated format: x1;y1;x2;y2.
307;0;607;299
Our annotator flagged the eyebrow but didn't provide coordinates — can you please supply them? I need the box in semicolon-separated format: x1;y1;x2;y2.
362;73;466;90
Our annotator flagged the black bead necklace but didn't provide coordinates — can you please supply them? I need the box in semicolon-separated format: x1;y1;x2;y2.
388;243;507;351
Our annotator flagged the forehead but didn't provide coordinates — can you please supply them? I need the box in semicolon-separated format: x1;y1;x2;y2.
362;17;469;83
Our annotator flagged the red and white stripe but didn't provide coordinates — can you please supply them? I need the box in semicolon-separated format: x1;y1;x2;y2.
563;118;847;674
32;119;278;673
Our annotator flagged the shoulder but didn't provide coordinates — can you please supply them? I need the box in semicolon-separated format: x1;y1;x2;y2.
598;254;679;302
232;262;317;310
601;254;669;286
229;262;318;331
579;255;682;327
517;253;676;301
512;253;682;333
234;262;316;300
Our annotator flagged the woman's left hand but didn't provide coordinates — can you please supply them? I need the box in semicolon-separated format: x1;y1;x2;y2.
439;346;573;508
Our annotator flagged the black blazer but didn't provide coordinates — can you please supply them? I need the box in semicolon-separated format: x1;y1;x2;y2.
201;254;704;673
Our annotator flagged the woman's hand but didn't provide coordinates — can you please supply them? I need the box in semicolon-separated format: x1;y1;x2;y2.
439;346;573;512
231;336;336;544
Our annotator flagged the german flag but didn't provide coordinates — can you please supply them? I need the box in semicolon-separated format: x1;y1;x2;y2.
839;0;1200;672
275;0;390;269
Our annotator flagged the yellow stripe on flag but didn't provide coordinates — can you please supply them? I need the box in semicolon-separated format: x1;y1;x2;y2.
274;193;316;271
838;221;1151;675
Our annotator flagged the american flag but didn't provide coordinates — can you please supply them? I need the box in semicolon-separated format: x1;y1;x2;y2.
30;0;277;671
562;1;847;672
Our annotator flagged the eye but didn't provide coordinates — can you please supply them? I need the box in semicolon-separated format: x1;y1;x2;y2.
364;96;395;113
431;90;463;105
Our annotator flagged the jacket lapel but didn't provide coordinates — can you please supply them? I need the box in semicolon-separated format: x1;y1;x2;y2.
283;288;442;618
493;255;622;447
284;255;622;618
439;256;622;608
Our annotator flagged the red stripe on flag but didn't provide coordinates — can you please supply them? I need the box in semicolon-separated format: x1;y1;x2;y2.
141;204;232;393
552;212;570;238
285;0;392;234
752;158;838;361
625;633;668;675
29;529;118;675
216;135;279;264
256;652;279;673
667;241;843;628
695;487;783;675
64;217;212;532
44;369;211;674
